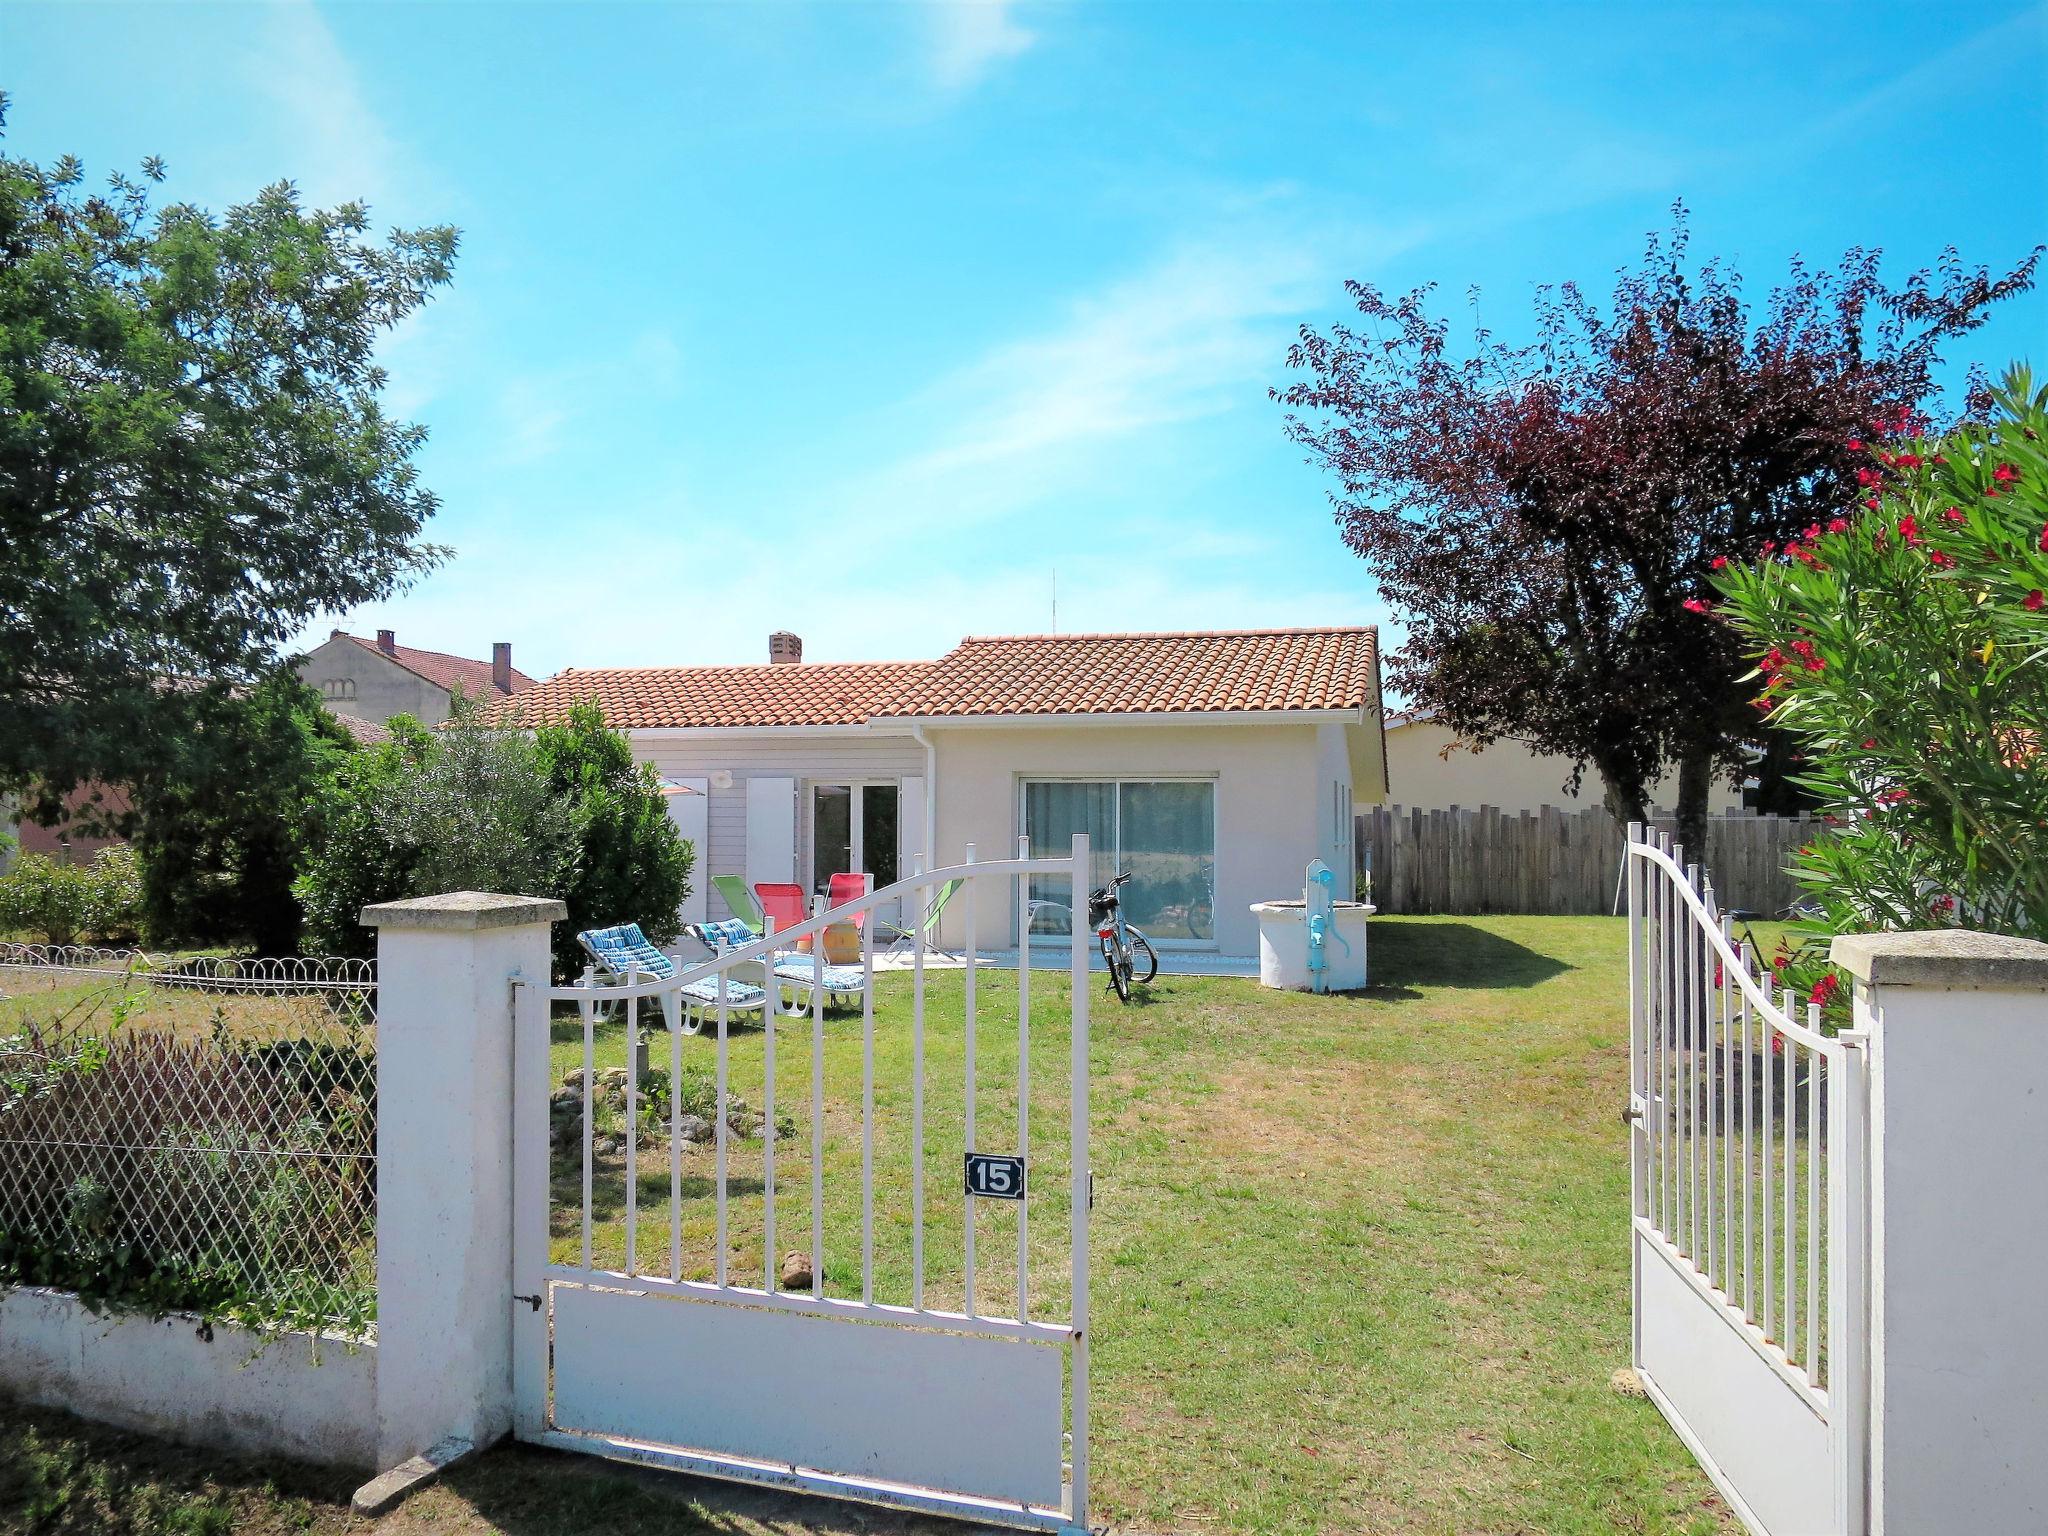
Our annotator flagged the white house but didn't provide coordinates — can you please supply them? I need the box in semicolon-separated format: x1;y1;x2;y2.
496;627;1387;960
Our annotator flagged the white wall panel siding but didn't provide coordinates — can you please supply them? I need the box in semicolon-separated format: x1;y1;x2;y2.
630;733;926;920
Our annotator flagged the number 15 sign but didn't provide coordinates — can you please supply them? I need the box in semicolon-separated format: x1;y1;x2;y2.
964;1152;1026;1200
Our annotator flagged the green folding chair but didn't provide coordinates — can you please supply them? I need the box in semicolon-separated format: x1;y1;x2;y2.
879;877;963;961
709;874;767;934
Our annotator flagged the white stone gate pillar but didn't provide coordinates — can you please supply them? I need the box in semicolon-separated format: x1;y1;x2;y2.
1830;929;2048;1536
365;891;564;1469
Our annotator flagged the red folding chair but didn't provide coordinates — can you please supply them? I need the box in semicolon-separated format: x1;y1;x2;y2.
753;882;813;953
824;872;872;964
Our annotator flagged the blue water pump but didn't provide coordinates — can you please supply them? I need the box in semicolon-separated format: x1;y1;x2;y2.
1303;859;1351;994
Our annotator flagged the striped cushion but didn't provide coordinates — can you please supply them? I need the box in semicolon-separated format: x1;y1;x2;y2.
687;919;758;952
678;976;767;1007
772;959;866;992
579;923;676;979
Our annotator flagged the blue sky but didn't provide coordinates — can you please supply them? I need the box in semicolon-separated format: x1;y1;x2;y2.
7;2;2045;679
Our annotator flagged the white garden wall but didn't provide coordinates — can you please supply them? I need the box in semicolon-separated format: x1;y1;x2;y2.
0;1286;377;1468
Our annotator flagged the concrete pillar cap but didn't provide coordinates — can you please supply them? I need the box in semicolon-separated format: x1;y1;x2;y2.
361;892;568;932
1830;929;2048;990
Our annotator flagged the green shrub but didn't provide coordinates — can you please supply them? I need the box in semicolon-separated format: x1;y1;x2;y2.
0;848;143;947
536;703;693;977
1712;366;2048;1002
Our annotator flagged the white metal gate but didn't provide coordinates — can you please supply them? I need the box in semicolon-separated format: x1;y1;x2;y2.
511;838;1093;1534
1627;828;1868;1536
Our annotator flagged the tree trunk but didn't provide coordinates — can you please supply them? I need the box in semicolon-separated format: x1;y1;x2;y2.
1674;741;1713;870
1602;777;1649;828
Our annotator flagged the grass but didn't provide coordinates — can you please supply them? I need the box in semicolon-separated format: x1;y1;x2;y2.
0;916;1735;1535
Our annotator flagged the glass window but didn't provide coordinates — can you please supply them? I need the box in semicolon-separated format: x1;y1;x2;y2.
1020;780;1215;945
812;784;852;895
1022;781;1114;939
1119;782;1215;942
862;783;899;890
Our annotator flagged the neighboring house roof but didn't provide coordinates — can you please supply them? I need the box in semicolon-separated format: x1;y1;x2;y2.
1383;706;1438;730
500;661;936;730
336;632;538;699
488;627;1380;731
873;628;1380;719
330;711;393;745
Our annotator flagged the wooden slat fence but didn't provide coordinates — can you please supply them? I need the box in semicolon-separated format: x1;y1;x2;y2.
1355;805;1819;917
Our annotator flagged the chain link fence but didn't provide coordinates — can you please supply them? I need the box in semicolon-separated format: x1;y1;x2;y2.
0;945;378;1336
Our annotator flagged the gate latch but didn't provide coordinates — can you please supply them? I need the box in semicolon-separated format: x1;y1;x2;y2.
513;1292;542;1312
1621;1094;1647;1127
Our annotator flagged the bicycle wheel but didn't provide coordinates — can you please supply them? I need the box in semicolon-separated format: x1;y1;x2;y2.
1101;934;1132;1004
1186;900;1211;941
1127;929;1158;983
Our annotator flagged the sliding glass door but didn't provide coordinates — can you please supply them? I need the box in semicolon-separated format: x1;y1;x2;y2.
1021;778;1216;946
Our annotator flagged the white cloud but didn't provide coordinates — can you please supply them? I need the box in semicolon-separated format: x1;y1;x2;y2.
928;0;1036;92
240;0;405;213
851;208;1419;528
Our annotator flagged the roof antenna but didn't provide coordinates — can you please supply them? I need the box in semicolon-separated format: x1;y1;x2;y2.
1051;567;1057;634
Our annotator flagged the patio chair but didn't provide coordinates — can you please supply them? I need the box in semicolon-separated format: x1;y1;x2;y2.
576;923;767;1036
876;877;964;962
685;913;868;1017
709;874;767;931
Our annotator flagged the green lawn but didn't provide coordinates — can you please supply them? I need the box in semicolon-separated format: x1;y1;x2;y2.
1;916;1734;1535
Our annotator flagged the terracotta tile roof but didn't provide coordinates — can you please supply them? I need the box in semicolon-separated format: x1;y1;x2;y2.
872;628;1380;719
493;628;1378;730
329;711;394;745
339;633;537;699
494;661;936;730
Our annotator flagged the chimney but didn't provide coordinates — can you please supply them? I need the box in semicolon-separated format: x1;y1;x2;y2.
377;629;397;655
493;642;513;695
769;631;803;666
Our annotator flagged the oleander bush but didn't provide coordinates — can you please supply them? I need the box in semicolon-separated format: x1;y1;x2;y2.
1711;366;2048;1007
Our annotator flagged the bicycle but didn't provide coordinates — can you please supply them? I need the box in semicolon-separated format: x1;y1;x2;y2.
1088;870;1158;1004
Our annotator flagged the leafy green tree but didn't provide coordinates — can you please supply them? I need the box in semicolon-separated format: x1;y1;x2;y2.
1712;368;2048;997
130;675;353;954
535;703;693;976
0;95;456;825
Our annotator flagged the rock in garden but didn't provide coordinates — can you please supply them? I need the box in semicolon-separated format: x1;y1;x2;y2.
600;1067;629;1088
676;1114;713;1144
779;1250;813;1290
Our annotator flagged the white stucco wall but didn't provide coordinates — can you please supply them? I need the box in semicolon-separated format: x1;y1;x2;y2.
1385;717;1745;815
927;721;1351;957
0;1287;377;1468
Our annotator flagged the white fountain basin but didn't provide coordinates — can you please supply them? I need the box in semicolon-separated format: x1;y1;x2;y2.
1249;899;1373;992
